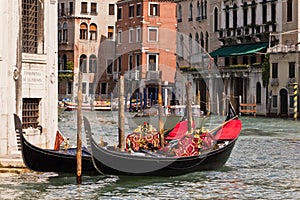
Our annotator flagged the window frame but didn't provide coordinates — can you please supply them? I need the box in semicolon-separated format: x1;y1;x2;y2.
148;27;158;42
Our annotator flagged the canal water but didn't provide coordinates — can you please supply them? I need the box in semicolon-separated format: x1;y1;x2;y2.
0;111;299;199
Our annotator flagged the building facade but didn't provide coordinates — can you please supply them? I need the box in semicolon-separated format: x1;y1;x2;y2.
0;0;58;155
58;0;117;102
267;1;300;117
115;0;177;107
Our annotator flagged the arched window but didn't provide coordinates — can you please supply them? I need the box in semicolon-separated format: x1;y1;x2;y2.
189;3;193;21
80;23;88;40
205;31;209;51
63;22;68;42
89;23;97;40
89;55;97;73
200;32;204;48
256;82;262;104
195;32;200;54
79;54;87;72
58;23;62;43
214;7;218;32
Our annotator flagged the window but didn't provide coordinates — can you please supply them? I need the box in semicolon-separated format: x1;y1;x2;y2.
82;82;87;94
189;33;193;61
117;7;122;20
289;62;295;78
136;27;141;42
256;82;262;104
22;98;40;129
69;2;74;15
107;59;113;74
129;4;134;18
148;54;158;71
63;23;68;42
251;0;256;24
118;56;122;72
200;32;204;48
118;30;122;44
272;63;278;78
108;26;114;39
205;31;209;51
233;4;237;28
89;55;97;73
136;54;141;70
109;4;115;15
197;2;201;20
178;5;182;22
90;23;97;40
60;3;65;16
214;7;218;32
262;1;267;24
271;3;276;21
101;83;107;94
225;6;229;29
62;54;67;70
179;35;184;59
243;3;248;26
80;23;88;40
188;3;193;21
58;23;62;43
128;54;133;70
148;27;158;42
68;81;72;94
287;0;292;22
290;96;294;108
195;33;200;55
272;95;278;108
129;28;134;43
81;2;87;14
91;3;97;15
22;0;43;53
149;3;159;16
243;56;248;65
136;3;141;16
79;54;87;73
89;83;95;95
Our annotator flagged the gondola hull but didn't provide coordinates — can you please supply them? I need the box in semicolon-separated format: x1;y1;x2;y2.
14;114;96;174
84;115;240;177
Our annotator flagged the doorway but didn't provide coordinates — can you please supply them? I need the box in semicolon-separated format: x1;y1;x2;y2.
279;88;288;116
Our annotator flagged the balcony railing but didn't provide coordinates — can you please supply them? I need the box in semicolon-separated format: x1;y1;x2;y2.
146;71;161;80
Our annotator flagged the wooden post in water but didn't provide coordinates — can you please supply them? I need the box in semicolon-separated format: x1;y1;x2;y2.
186;82;193;133
293;83;298;121
158;80;164;148
76;72;83;184
118;75;125;151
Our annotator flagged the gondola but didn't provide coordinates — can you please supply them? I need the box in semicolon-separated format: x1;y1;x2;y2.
84;103;242;176
14;114;97;174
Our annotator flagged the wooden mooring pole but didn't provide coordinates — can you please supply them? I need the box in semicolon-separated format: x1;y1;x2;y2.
118;75;125;151
186;82;193;133
158;80;164;148
76;72;83;184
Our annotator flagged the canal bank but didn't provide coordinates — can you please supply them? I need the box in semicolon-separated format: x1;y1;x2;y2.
0;154;29;174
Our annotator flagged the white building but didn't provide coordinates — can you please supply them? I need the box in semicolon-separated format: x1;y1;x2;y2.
0;0;58;156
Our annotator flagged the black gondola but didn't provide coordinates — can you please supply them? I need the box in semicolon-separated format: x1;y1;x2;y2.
14;114;97;174
84;103;242;176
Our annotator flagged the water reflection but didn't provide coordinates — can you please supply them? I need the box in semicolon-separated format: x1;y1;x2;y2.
1;112;300;199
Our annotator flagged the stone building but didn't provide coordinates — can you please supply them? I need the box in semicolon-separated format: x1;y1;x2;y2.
58;0;117;102
0;0;58;155
267;1;300;117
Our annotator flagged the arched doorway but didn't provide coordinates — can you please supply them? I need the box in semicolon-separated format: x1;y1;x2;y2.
279;88;288;116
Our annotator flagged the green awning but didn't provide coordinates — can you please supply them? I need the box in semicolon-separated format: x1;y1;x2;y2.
210;42;268;57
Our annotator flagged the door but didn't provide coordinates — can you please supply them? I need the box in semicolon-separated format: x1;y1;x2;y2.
280;89;288;116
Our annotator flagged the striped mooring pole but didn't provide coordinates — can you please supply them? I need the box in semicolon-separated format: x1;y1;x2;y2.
293;83;298;121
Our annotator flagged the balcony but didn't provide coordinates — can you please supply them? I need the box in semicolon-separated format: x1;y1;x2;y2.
130;70;140;80
271;78;279;86
146;71;161;81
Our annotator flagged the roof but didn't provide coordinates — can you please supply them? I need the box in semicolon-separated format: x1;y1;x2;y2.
210;42;269;57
